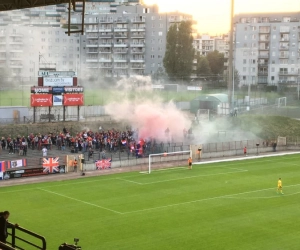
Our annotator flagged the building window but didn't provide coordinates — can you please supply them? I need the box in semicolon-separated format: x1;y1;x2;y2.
151;16;155;20
151;63;155;67
271;76;275;81
151;55;155;58
243;76;246;80
152;31;155;36
243;59;246;64
244;35;247;40
243;67;246;72
158;32;163;36
159;23;163;28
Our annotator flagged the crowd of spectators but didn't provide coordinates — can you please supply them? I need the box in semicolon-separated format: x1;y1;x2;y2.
0;126;164;159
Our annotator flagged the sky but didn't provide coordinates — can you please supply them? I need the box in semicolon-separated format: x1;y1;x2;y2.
143;0;300;35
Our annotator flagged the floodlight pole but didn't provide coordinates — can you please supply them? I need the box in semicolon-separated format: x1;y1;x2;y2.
228;0;234;109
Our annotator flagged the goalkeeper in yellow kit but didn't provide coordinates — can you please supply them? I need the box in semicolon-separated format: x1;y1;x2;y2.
277;178;284;194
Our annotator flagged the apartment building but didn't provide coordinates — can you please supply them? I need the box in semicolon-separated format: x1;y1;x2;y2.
234;12;300;86
0;1;194;81
78;5;193;78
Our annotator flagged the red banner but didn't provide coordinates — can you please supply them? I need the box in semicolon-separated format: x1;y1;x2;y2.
63;93;84;106
31;94;53;107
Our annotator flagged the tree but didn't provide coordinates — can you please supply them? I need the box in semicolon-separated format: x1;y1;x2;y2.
195;54;211;76
163;21;194;81
206;50;225;75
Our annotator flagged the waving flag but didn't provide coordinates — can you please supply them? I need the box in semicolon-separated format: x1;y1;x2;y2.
43;157;60;173
95;159;112;170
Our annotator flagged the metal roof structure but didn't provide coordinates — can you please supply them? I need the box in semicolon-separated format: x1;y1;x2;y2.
0;0;70;12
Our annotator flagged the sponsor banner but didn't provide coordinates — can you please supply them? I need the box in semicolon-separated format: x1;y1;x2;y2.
64;86;84;93
52;87;65;94
95;158;112;170
31;94;53;107
64;93;84;106
53;95;63;106
43;77;73;87
31;86;52;94
3;168;46;179
7;159;27;169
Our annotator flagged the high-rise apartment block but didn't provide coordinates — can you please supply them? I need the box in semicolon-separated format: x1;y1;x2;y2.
234;12;300;86
0;0;194;82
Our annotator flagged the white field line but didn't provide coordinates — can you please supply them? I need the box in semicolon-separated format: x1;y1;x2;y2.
123;169;248;185
222;191;300;199
139;167;187;174
116;178;143;185
194;151;300;165
122;183;300;214
38;188;122;214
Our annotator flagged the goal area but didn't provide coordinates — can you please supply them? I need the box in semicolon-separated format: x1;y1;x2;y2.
147;150;191;174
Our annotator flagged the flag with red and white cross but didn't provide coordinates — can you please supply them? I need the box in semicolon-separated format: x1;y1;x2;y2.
95;159;112;170
43;157;60;173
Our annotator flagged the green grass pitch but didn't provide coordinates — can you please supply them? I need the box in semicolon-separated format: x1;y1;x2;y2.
1;154;300;250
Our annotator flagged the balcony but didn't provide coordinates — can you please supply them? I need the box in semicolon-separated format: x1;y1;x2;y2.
10;63;23;68
258;71;268;76
259;28;270;33
114;33;127;38
114;43;128;47
99;58;112;62
279;46;289;50
99;49;111;53
279;54;289;59
86;59;98;63
114;64;128;69
114;48;128;54
87;34;98;39
99;33;113;38
99;63;112;68
10;57;22;60
130;43;145;47
87;50;98;54
258;62;268;66
280;38;289;42
99;28;112;32
131;32;145;38
280;28;290;33
114;28;128;32
115;18;128;23
99;18;113;23
114;58;127;63
131;48;144;54
86;64;98;69
86;29;98;33
131;17;146;23
98;43;112;47
130;58;145;63
9;34;23;37
86;43;98;48
130;28;145;32
258;54;269;58
10;40;23;44
258;47;269;50
131;64;145;69
85;20;98;25
10;50;23;53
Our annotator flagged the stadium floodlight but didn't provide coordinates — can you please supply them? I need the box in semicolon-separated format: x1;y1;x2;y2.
148;150;191;174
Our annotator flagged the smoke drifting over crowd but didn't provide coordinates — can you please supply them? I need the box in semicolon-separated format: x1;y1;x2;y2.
105;77;191;142
106;98;191;142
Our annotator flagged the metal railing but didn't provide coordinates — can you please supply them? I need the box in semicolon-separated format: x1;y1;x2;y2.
6;222;46;250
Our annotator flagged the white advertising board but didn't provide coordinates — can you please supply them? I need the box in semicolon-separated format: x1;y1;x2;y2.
43;77;73;86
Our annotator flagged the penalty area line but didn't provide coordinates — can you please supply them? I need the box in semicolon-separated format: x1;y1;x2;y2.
140;167;187;174
122;183;300;214
38;188;122;214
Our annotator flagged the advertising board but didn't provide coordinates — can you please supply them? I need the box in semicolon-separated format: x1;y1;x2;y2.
63;93;84;106
43;77;73;87
31;94;53;107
